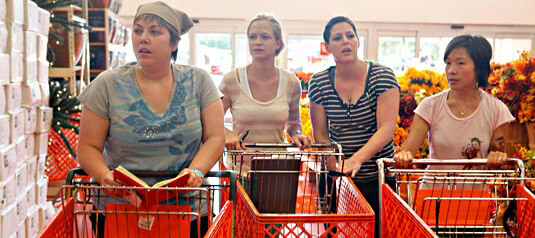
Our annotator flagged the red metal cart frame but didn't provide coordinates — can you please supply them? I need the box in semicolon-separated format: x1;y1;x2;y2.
378;158;535;238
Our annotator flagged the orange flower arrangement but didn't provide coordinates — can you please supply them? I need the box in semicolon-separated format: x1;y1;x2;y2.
487;51;535;123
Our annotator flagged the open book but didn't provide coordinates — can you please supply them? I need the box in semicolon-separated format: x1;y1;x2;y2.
113;166;190;208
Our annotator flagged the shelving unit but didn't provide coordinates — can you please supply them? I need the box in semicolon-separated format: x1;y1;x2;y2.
88;8;129;76
48;5;90;95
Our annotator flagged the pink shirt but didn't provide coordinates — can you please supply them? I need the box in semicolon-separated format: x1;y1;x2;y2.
415;89;514;171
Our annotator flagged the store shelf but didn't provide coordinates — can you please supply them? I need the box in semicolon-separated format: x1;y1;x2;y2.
49;5;90;95
49;66;82;78
88;7;130;74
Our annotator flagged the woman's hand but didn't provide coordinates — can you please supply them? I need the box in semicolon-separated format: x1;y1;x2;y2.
225;130;246;150
98;170;125;197
394;151;414;169
487;151;508;169
292;134;311;150
180;168;203;188
341;158;364;177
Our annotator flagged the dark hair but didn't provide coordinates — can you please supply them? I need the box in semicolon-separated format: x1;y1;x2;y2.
247;14;284;56
323;16;357;43
443;35;492;88
134;13;181;63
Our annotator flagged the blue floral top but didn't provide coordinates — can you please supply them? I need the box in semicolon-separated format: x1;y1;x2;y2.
79;62;220;180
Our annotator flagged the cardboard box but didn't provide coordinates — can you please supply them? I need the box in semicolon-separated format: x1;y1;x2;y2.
23;59;38;84
15;161;28;192
36;155;45;179
6;0;24;24
0;85;5;114
25;181;35;208
0;53;9;85
7;22;24;53
22;82;41;107
9;109;25;143
25;204;39;238
14;136;26;166
35;177;47;206
25;135;35;159
36;106;52;133
10;52;23;83
0;145;16;182
39;82;49;106
36;8;50;36
24;107;36;134
0;22;7;53
24;30;37;60
1;203;16;238
6;82;22;112
0;115;10;145
1;174;16;211
34;132;49;156
37;60;48;83
13;219;26;238
15;193;28;227
26;157;36;184
23;0;39;32
36;34;48;62
0;0;6;22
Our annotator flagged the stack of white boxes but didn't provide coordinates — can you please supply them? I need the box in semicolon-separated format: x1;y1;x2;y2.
0;0;52;237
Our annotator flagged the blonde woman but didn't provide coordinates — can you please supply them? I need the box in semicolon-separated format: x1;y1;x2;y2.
219;14;310;164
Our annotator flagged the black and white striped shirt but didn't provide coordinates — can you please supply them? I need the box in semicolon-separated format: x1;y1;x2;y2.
308;62;399;180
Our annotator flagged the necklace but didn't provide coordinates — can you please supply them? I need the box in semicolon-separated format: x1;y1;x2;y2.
453;91;481;116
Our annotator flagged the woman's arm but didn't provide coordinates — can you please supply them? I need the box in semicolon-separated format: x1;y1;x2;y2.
310;101;336;169
183;99;225;187
342;87;400;177
487;122;509;168
285;78;310;148
394;114;430;168
77;105;119;186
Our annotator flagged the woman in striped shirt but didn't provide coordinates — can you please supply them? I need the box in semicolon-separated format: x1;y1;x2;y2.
308;16;400;233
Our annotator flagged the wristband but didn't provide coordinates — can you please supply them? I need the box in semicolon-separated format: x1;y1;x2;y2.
190;168;204;180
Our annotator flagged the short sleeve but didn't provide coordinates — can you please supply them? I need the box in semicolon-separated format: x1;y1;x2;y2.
77;71;114;120
373;65;400;97
195;68;221;111
308;73;325;105
492;97;515;130
414;96;434;125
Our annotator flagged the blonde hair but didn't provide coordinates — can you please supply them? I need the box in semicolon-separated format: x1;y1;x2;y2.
247;14;284;55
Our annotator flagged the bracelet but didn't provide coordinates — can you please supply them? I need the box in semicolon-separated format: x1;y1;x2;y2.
189;168;204;180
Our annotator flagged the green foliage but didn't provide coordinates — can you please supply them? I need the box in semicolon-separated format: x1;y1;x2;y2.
50;79;81;158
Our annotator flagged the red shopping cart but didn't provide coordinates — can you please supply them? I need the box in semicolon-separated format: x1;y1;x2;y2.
38;169;237;238
223;143;375;237
378;158;535;238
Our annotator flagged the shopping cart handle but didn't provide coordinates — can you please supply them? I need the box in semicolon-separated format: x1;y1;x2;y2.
379;158;519;166
328;170;349;177
66;168;89;185
242;142;339;148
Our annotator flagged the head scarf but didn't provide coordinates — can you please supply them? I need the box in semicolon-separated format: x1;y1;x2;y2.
134;1;193;35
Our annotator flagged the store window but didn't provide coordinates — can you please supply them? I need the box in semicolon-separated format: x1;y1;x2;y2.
235;33;251;67
176;33;190;65
494;38;532;63
195;33;232;86
378;36;416;75
418;37;452;72
287;35;365;73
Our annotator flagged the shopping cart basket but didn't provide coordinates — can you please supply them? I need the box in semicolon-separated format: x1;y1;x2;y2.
378;158;535;238
38;169;237;238
226;143;375;237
